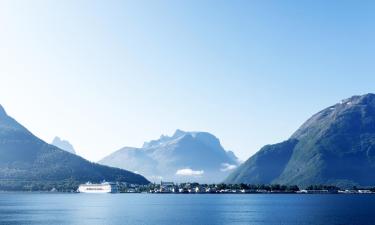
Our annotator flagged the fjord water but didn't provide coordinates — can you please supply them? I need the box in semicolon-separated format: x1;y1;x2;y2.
1;193;375;225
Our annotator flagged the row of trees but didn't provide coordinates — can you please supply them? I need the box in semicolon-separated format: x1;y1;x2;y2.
0;179;79;192
306;185;340;191
214;183;300;192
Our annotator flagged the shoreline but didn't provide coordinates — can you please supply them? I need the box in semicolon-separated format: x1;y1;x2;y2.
1;191;374;195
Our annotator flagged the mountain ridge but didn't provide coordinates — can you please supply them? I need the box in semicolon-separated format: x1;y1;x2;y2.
226;93;375;188
0;105;149;190
99;129;240;183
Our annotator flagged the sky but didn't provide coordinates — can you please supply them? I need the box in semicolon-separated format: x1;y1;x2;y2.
0;0;374;162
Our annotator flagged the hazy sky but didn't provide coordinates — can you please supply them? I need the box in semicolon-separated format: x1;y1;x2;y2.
0;0;374;161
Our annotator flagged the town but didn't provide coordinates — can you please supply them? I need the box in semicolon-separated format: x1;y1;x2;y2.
117;182;375;194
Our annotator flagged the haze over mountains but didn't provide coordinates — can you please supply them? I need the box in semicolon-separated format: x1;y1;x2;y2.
51;137;76;154
2;93;375;189
99;130;240;183
226;94;375;188
0;105;149;190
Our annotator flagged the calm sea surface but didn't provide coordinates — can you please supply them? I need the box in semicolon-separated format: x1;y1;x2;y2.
0;193;374;225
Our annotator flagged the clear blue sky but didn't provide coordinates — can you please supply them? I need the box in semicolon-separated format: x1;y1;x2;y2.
0;0;374;161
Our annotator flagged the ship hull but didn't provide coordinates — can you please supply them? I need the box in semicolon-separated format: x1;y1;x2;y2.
78;182;118;193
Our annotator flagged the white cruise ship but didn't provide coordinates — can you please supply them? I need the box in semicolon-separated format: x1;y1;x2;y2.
77;182;118;193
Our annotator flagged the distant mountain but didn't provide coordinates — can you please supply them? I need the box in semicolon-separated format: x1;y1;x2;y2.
51;137;76;154
0;105;149;190
225;94;375;188
99;129;240;183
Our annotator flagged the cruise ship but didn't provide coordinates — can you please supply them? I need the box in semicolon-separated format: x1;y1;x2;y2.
77;182;118;193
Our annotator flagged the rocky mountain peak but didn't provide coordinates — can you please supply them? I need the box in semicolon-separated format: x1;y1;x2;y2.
226;93;375;188
0;104;7;117
51;137;76;154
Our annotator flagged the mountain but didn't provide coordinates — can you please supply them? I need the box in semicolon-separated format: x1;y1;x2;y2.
99;129;240;183
51;137;76;154
0;105;149;190
225;94;375;188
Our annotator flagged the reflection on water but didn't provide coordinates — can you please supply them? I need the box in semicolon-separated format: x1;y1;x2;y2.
0;193;375;225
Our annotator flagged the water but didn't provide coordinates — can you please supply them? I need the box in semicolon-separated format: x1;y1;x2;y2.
0;193;375;225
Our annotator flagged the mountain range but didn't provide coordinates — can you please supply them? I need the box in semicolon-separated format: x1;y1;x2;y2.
226;94;375;188
0;105;149;190
99;130;240;183
2;93;375;189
